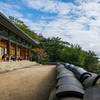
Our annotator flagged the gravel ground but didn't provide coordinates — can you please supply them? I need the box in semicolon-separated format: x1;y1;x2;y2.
0;60;39;73
0;64;56;100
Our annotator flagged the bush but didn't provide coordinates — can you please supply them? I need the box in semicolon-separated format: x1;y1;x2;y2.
32;48;49;64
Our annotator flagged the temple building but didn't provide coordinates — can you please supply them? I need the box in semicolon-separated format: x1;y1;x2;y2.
0;12;39;60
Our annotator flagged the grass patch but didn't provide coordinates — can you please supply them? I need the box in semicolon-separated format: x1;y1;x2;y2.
49;88;57;100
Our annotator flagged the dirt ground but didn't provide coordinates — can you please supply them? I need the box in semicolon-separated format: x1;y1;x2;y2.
0;65;56;100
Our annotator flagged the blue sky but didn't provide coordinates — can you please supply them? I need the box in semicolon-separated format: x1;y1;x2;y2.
0;0;100;56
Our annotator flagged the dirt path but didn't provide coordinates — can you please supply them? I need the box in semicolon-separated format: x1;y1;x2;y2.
0;65;56;100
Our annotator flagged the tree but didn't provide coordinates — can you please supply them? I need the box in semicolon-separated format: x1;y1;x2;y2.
60;44;85;66
9;16;40;40
84;51;99;71
32;48;48;64
39;37;69;62
39;37;99;71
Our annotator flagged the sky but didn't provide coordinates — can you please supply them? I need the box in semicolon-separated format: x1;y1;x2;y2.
0;0;100;56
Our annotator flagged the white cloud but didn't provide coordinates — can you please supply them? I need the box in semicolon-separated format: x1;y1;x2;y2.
1;0;100;56
21;0;100;56
22;0;74;15
22;0;58;12
0;2;23;18
31;0;100;56
42;17;100;55
19;17;47;33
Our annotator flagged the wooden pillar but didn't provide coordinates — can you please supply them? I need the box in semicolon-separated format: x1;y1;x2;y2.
24;47;26;60
28;48;30;60
23;47;26;60
7;39;11;60
22;47;25;60
7;30;12;60
25;47;27;60
15;44;17;60
20;46;22;57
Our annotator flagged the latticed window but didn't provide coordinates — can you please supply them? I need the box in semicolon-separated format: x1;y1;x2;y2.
0;47;7;57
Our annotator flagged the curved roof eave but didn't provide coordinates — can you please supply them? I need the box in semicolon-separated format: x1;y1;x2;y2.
0;12;39;45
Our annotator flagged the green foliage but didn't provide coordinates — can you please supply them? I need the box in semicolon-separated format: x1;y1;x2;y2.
94;64;100;74
39;37;99;72
60;45;86;66
84;51;99;71
49;88;57;100
39;37;68;62
9;16;41;40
